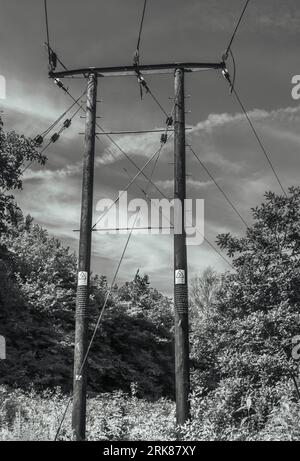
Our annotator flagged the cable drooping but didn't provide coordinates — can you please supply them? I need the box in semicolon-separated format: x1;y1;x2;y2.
95;124;169;200
95;87;179;199
232;88;287;197
21;91;86;175
91;140;171;230
228;49;236;94
221;62;287;198
134;0;148;66
188;145;249;228
45;43;69;72
85;80;233;267
92;88;183;229
223;0;251;60
50;73;170;198
41;90;86;139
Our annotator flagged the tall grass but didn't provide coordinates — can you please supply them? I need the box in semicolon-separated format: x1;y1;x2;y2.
0;385;176;441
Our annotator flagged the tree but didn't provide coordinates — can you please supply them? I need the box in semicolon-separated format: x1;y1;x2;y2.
0;116;46;234
190;188;300;434
0;214;174;397
190;268;224;323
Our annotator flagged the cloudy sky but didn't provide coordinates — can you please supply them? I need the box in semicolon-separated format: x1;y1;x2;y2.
0;0;299;295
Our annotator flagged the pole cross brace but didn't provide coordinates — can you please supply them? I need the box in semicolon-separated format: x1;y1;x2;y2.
49;62;225;79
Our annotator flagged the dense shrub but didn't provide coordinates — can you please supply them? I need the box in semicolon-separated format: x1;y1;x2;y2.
0;386;176;441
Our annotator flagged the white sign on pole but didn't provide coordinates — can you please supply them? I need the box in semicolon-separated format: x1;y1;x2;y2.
175;269;186;285
78;271;88;286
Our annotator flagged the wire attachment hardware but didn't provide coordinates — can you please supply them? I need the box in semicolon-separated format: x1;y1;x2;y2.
34;135;44;147
51;133;60;143
166;116;173;127
49;50;57;72
160;133;168;144
222;66;234;94
63;119;72;129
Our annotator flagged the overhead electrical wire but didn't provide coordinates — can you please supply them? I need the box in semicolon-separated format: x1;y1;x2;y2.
95;124;169;199
132;1;170;117
41;90;86;138
93;135;234;270
47;45;172;190
51;74;170;199
232;87;287;197
188;145;249;228
44;0;51;64
92;88;182;229
115;159;235;271
147;87;170;118
21;92;85;175
220;1;287;198
134;0;148;64
223;0;251;60
45;43;69;72
94;86;180;198
91;140;171;230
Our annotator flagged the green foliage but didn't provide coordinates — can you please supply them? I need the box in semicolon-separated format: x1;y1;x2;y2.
189;188;300;439
0;117;46;234
189;267;224;324
0;214;174;397
255;389;300;441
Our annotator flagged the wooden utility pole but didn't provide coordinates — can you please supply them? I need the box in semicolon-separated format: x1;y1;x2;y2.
174;67;190;428
72;72;97;441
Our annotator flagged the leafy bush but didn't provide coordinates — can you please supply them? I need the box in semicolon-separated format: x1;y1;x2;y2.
190;189;300;431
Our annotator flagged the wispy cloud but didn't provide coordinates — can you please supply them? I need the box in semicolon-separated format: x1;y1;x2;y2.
23;163;82;181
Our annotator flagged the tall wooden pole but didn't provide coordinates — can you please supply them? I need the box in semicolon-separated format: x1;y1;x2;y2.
174;67;190;428
72;72;97;441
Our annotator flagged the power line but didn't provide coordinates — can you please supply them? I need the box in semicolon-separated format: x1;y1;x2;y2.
134;71;171;117
146;86;169;118
94;69;180;195
200;232;234;269
44;0;51;64
188;145;249;228
96;132;170;201
100;149;234;271
45;43;69;73
51;76;171;199
91;92;182;228
49;57;234;274
224;0;251;59
135;0;148;60
232;87;287;197
91;140;170;230
144;148;162;194
95;124;169;200
21;92;85;175
41;90;86;138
